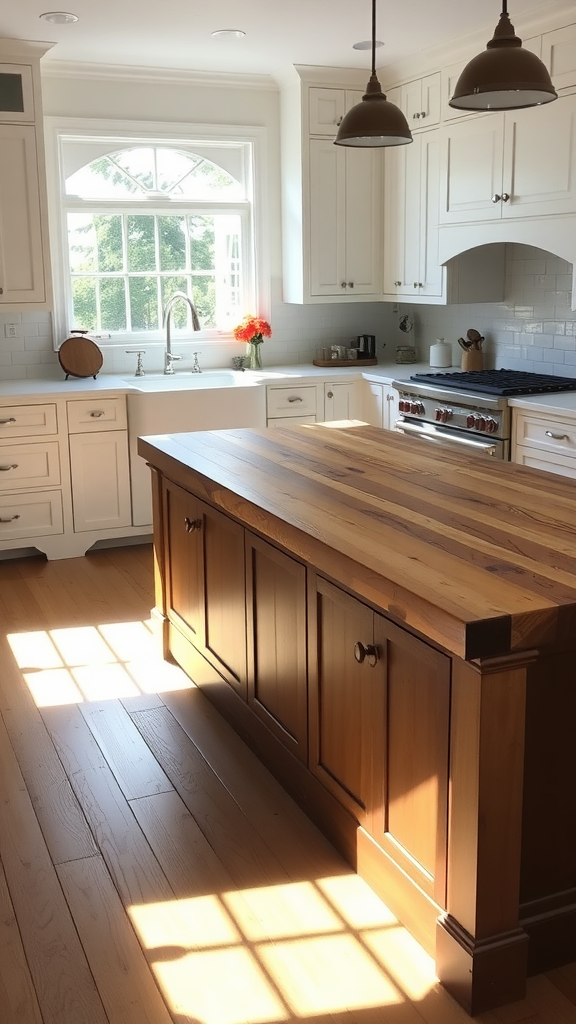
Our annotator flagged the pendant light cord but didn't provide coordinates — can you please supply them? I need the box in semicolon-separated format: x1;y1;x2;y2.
371;0;376;77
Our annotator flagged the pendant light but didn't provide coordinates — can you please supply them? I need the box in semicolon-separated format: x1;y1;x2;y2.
334;0;412;147
449;0;557;111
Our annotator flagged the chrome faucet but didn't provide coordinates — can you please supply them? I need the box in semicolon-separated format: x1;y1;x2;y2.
162;291;201;374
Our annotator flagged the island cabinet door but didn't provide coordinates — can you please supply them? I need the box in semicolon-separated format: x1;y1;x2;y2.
245;534;308;762
163;479;247;697
308;576;384;829
370;617;451;908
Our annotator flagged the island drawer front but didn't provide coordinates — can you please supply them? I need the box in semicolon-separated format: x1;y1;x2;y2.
267;386;317;418
0;404;57;438
514;411;576;457
0;490;63;539
67;397;127;433
0;441;61;491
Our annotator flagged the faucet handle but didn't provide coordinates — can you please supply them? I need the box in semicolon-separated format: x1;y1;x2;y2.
125;349;146;376
191;352;201;373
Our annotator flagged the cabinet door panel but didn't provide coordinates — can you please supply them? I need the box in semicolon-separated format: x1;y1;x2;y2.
372;617;450;905
345;148;381;293
247;535;308;760
203;504;247;697
504;97;576;217
69;430;131;533
309;577;381;825
164;481;204;643
439;115;504;223
0;124;45;303
309;139;345;295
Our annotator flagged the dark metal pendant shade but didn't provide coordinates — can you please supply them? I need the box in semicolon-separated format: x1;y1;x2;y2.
334;0;412;147
450;3;558;111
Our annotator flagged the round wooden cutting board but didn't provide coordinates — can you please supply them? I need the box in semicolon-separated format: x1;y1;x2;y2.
58;334;103;379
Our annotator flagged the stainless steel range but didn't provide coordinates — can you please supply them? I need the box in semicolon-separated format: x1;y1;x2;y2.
392;369;576;460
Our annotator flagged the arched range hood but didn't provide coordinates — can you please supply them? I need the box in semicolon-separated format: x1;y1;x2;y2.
439;220;576;309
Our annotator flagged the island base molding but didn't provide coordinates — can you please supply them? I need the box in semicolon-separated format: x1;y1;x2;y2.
436;914;529;1016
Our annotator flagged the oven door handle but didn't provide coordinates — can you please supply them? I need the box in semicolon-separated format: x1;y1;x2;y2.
395;419;499;455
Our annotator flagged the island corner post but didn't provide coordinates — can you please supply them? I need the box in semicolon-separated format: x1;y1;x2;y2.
140;423;576;1016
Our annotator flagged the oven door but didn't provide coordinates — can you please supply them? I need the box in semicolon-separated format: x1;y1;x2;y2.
395;418;507;459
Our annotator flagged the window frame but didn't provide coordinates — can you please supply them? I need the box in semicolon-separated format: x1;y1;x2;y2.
44;117;270;351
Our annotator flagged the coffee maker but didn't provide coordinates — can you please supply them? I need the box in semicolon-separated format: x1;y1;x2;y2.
356;335;376;359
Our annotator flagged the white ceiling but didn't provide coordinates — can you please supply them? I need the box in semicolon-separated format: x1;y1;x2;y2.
2;0;562;81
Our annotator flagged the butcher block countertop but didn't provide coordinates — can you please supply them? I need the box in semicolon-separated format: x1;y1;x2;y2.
138;422;576;661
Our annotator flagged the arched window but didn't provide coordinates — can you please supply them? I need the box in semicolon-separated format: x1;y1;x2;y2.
56;134;256;341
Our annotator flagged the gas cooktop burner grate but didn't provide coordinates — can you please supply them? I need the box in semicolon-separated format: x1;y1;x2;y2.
409;369;576;397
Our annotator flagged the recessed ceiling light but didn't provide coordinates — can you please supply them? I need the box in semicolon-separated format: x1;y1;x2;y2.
353;39;384;50
211;29;246;39
39;11;79;24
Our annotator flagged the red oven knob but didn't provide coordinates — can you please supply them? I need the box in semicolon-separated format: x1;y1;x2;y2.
475;416;486;431
486;418;498;433
410;401;422;414
435;408;442;421
466;414;475;428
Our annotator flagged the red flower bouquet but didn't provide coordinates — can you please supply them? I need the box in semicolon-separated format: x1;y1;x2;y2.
232;316;272;345
233;315;272;369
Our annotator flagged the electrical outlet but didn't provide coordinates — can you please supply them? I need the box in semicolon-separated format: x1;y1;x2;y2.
4;324;17;338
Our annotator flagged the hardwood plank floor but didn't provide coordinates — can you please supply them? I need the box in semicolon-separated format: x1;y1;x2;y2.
0;544;574;1024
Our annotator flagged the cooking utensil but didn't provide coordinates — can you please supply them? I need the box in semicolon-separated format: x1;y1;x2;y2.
466;328;485;351
458;337;472;351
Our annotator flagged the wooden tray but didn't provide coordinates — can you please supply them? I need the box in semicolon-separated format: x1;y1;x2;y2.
312;358;378;367
58;335;103;379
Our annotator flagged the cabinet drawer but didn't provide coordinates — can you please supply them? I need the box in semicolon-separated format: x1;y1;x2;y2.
0;441;60;491
514;411;576;458
266;386;317;418
0;489;63;540
515;447;576;479
267;415;317;427
0;403;57;438
67;397;127;433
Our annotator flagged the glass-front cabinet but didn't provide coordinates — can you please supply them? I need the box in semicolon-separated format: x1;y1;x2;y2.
0;64;34;121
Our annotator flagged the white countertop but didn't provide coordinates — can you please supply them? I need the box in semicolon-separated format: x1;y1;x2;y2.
508;392;576;415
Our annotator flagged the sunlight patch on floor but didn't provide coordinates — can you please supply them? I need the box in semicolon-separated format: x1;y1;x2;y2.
128;874;435;1024
7;619;195;707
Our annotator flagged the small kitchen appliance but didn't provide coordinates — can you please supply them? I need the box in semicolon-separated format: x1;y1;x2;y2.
357;334;376;358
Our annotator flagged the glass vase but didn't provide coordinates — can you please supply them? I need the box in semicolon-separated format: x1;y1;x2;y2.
247;341;263;370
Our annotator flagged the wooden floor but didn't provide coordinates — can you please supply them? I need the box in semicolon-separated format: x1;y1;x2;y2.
0;545;574;1024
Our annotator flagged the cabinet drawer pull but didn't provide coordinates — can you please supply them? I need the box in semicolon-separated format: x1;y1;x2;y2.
0;464;18;471
0;417;16;425
287;396;303;403
0;514;20;522
354;641;380;667
89;410;105;418
184;517;202;533
545;430;569;440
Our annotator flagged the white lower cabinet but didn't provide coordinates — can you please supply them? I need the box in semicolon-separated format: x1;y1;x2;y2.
362;382;400;430
322;381;361;421
266;385;318;425
512;408;576;479
67;398;131;533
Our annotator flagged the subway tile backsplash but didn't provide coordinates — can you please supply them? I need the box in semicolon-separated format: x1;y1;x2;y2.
1;244;574;379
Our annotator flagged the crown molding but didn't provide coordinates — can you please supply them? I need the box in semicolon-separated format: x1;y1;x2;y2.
0;37;55;60
40;59;276;91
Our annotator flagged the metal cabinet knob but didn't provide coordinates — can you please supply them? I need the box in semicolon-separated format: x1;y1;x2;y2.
184;517;202;533
492;194;502;203
348;282;354;288
326;391;334;399
394;280;402;286
341;282;347;288
353;641;380;667
501;192;510;202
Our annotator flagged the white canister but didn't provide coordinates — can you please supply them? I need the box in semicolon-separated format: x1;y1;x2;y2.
429;339;452;368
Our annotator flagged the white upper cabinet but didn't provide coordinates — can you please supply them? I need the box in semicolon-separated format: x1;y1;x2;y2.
309;139;382;298
309;88;363;136
388;73;441;130
282;73;383;304
0;41;53;310
541;22;576;92
439;94;576;224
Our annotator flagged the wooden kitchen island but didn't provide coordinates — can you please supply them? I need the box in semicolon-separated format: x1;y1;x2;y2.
139;422;576;1016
